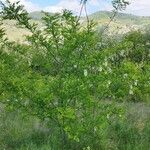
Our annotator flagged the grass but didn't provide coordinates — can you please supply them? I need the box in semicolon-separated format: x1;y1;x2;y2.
107;102;150;150
0;102;150;150
0;111;50;149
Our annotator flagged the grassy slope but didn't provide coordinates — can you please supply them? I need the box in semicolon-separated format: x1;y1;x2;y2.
88;11;150;35
89;11;150;25
2;19;42;42
2;11;45;42
2;20;30;42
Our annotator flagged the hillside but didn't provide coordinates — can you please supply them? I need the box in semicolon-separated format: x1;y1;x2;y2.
88;11;150;26
28;11;150;25
29;11;53;20
87;11;150;35
2;11;150;42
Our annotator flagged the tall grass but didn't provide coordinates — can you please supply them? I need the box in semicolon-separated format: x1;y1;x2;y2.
0;102;150;150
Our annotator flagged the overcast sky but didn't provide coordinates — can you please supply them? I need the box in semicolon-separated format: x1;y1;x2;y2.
6;0;150;16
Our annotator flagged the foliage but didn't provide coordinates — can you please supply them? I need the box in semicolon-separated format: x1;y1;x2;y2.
112;0;129;10
81;0;129;11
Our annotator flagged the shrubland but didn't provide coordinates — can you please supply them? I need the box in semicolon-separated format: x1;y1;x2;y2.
0;0;150;149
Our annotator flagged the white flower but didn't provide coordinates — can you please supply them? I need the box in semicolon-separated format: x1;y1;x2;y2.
108;80;111;85
94;127;97;132
84;69;88;77
24;100;29;106
74;65;77;68
111;56;114;61
104;71;108;75
104;61;108;67
129;89;133;95
108;68;112;73
98;66;103;72
130;85;133;89
134;80;138;86
104;58;107;62
120;50;125;56
123;73;128;78
107;114;110;119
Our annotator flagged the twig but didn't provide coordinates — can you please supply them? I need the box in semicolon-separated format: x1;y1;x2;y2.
100;5;119;36
77;1;85;22
84;3;90;28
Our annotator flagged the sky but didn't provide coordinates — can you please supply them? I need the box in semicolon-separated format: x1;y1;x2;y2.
5;0;150;16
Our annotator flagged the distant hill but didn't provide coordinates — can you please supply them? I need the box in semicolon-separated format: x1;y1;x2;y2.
88;11;150;25
29;11;53;20
1;11;150;42
85;11;150;35
89;11;143;20
28;10;150;25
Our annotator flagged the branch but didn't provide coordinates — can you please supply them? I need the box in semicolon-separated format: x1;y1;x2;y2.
0;0;60;65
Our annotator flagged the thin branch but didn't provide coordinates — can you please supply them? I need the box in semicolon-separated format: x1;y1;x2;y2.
77;2;85;22
84;3;90;28
100;5;119;36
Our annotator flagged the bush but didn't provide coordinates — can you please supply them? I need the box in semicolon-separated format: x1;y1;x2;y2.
0;0;149;149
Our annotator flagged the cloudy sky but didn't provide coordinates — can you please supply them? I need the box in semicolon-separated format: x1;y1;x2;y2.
6;0;150;16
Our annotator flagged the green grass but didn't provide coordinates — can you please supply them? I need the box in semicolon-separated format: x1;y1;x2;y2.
0;102;150;150
107;102;150;150
0;106;51;150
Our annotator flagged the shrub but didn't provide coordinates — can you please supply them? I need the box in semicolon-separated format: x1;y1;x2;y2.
0;0;149;149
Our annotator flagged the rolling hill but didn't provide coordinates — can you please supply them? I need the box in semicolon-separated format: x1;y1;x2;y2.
88;11;150;25
29;11;53;20
2;11;150;42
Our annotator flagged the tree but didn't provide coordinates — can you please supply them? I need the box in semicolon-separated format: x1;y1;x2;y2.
0;0;149;149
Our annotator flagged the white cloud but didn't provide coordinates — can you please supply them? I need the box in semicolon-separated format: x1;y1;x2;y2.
124;0;150;16
2;0;40;12
2;0;150;16
44;0;81;14
89;0;100;6
88;0;150;16
44;6;63;13
88;0;113;10
43;0;113;15
22;0;40;12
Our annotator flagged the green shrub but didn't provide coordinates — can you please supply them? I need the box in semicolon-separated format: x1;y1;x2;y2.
0;0;149;149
